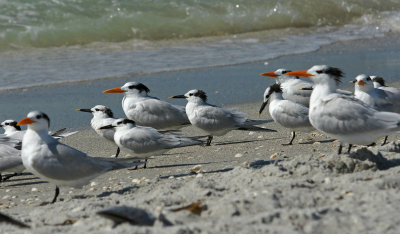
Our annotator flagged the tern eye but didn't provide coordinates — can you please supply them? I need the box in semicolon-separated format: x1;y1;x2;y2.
128;85;135;89
316;70;323;74
366;77;371;81
189;93;193;96
117;121;122;125
5;123;9;125
95;108;99;111
37;115;42;119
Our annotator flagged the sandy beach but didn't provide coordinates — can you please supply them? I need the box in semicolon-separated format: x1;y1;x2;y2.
1;101;400;233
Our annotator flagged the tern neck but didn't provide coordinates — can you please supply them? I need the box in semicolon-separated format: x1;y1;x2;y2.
309;83;336;107
269;92;284;102
373;82;383;88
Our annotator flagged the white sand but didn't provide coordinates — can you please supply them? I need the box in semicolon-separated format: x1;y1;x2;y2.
1;102;400;233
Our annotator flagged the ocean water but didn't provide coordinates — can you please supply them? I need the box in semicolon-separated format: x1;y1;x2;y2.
1;0;400;91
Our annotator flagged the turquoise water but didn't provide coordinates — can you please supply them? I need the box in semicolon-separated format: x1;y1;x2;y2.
2;0;400;50
0;1;400;92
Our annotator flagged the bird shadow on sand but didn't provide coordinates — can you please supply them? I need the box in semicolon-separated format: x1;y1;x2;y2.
7;180;48;187
299;139;336;145
148;161;215;169
214;137;283;146
159;167;234;179
96;185;140;198
248;159;280;169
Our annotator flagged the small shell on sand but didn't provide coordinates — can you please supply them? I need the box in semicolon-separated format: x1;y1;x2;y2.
270;153;280;159
190;165;202;173
234;153;243;158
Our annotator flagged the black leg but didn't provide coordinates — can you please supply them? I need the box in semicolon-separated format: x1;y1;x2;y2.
347;144;353;154
0;173;2;182
206;136;213;146
283;131;295;146
2;173;18;181
143;159;147;169
338;143;343;154
115;147;120;158
381;136;388;146
51;186;60;204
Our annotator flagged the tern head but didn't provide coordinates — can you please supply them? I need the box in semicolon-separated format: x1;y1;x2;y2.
99;118;136;130
17;111;50;131
169;89;207;103
77;105;114;118
351;74;373;92
0;120;21;133
259;83;282;116
284;65;343;87
103;82;150;96
370;76;386;88
260;68;298;82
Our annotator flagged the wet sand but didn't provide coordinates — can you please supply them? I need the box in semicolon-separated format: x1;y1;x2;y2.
1;101;400;233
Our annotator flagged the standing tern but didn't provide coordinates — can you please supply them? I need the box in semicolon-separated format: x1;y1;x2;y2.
260;68;312;107
77;105;120;157
103;82;190;130
17;111;144;203
170;89;276;145
285;65;400;154
100;118;204;168
259;83;313;145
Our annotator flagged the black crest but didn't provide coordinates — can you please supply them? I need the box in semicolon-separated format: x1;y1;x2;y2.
42;113;50;127
372;76;385;86
104;108;114;118
324;67;344;84
10;121;22;131
122;119;136;125
194;90;207;102
133;83;150;93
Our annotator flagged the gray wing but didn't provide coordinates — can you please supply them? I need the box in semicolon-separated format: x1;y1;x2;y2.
194;105;246;130
127;99;189;129
311;94;399;135
271;100;311;129
0;157;23;173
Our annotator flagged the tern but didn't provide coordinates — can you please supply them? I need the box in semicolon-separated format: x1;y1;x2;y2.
285;65;400;154
371;76;400;96
0;120;24;142
259;83;313;145
351;74;398;113
77;105;121;157
100;118;204;168
170;89;276;145
260;68;312;107
17;111;144;203
103;82;190;130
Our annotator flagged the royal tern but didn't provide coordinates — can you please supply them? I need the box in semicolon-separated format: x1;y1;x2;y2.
285;65;400;154
351;74;398;113
259;83;313;145
100;118;204;168
77;105;120;157
17;111;144;203
260;68;312;107
170;89;276;145
104;82;190;130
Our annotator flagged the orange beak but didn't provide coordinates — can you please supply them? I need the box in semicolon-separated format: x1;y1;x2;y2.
284;70;314;78
260;72;279;78
17;117;36;126
103;87;126;93
357;80;366;86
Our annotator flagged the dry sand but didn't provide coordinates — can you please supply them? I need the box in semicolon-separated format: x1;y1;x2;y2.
1;102;400;233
